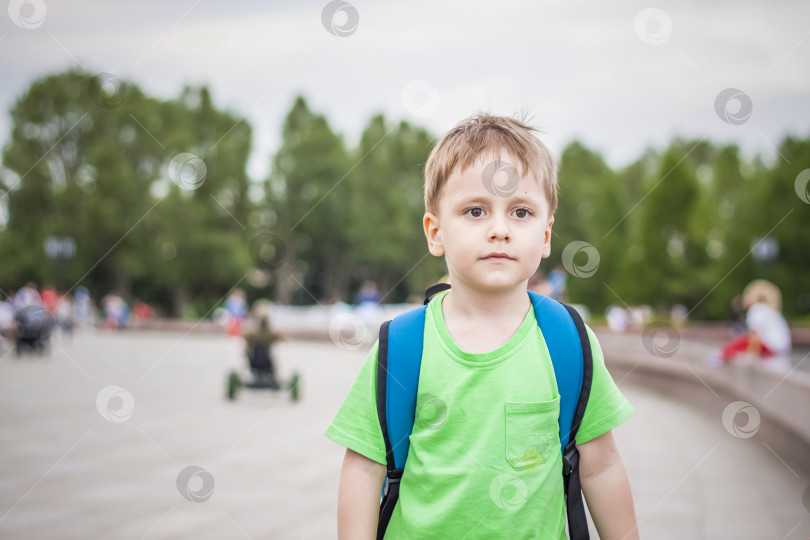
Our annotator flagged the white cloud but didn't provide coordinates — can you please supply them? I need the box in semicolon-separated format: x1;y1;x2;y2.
0;0;808;179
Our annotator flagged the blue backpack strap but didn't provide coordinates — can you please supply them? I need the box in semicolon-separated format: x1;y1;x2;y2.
376;304;427;540
377;289;593;540
528;291;586;450
528;290;593;540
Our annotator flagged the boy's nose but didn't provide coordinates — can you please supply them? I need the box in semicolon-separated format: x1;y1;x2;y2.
488;216;511;241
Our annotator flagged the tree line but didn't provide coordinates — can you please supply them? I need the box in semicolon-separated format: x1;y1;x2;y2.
1;70;807;320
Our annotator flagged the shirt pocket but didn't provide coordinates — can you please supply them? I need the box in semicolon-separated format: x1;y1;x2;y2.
504;397;560;471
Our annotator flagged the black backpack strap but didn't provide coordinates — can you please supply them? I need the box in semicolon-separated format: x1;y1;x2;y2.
376;319;397;539
423;282;451;305
376;320;397;473
377;467;402;540
561;304;594;540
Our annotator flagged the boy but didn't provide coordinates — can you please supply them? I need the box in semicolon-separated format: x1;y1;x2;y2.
326;114;638;539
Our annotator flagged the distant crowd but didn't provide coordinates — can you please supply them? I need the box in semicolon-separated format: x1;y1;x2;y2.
0;282;158;346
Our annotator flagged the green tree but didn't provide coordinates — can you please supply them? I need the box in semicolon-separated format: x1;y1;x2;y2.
744;137;810;318
553;141;630;313
267;96;352;304
0;71;254;316
345;115;440;303
689;145;750;318
140;85;254;316
616;141;702;308
0;70;160;295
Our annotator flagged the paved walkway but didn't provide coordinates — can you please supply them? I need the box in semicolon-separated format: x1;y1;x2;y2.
0;331;807;539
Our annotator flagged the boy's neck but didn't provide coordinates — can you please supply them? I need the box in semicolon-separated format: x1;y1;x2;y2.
442;281;531;322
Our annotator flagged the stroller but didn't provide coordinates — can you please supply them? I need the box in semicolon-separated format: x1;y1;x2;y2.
14;305;55;356
226;338;300;402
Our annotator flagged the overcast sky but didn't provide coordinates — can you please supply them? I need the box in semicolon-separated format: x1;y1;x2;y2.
1;0;809;181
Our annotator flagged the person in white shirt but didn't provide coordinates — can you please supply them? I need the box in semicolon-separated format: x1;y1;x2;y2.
708;280;791;368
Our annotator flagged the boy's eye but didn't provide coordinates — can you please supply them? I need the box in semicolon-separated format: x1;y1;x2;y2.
514;208;532;219
466;207;484;218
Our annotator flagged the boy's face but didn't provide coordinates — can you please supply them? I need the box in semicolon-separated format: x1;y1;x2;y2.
423;151;554;293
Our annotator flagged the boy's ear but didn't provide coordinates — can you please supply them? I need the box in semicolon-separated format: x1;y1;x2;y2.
541;216;554;259
423;212;444;256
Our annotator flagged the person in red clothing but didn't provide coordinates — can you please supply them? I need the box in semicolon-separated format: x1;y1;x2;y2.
133;302;154;321
40;284;59;312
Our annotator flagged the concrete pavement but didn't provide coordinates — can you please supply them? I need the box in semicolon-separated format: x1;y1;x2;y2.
0;330;807;539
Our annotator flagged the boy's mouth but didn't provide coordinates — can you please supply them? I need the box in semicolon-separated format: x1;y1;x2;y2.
482;252;513;260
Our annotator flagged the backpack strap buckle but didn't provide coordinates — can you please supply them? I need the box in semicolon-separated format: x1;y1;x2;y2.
562;442;579;477
383;468;403;495
378;468;404;539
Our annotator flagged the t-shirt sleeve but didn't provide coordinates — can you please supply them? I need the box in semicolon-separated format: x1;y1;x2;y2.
324;342;387;466
575;326;634;444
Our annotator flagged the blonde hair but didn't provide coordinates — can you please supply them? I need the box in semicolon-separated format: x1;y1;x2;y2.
424;113;558;215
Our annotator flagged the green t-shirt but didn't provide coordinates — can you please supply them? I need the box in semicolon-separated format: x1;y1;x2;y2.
326;290;633;539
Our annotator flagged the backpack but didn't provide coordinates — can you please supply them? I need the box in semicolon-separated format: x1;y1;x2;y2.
375;283;594;540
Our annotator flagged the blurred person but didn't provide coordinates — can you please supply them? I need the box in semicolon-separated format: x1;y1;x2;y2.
14;282;41;308
225;288;248;336
40;283;59;312
74;286;93;327
354;280;381;306
547;265;567;301
670;304;688;330
133;301;154;323
54;293;75;338
101;293;129;330
0;295;15;350
243;315;281;390
250;298;273;320
606;305;629;333
355;280;383;326
706;280;791;370
626;306;650;331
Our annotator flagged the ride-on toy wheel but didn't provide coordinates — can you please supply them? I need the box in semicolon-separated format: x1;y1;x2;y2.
225;370;302;403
